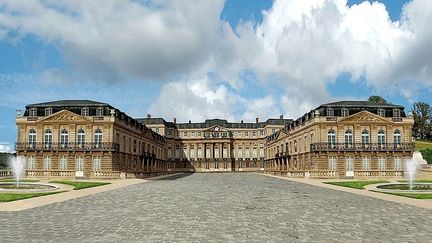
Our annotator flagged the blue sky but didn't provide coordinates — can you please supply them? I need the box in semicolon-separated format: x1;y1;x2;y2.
1;0;431;151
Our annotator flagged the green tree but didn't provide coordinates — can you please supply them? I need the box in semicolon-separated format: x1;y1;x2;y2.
420;149;432;164
0;153;11;169
368;95;388;104
412;102;431;139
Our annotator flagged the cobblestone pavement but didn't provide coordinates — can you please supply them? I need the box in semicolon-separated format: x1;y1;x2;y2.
1;173;431;242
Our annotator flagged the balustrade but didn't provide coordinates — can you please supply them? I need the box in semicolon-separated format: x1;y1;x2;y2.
0;170;12;178
310;142;414;152
16;142;120;152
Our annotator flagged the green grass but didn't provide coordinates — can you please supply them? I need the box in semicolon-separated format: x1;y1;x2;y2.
380;192;432;199
324;180;390;189
415;140;432;151
49;180;110;190
0;191;64;202
0;179;40;183
397;179;432;183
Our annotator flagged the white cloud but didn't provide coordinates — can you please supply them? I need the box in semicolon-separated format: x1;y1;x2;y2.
0;144;14;153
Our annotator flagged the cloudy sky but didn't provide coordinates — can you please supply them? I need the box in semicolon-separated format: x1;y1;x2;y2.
1;0;431;151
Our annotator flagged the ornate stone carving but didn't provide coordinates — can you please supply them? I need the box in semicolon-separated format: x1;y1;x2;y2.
341;111;387;123
41;110;91;123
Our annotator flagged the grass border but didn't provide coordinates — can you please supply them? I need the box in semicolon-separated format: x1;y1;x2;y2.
0;191;65;202
323;180;390;190
48;180;110;190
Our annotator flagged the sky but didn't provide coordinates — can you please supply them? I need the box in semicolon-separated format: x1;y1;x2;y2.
1;0;432;152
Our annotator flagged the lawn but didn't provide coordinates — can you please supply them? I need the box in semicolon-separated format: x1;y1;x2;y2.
415;140;432;151
49;180;110;190
0;179;40;183
381;192;432;199
324;180;389;189
0;191;64;202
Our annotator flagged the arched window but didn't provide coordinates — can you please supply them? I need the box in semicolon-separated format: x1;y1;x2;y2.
361;130;369;148
94;128;103;148
377;129;386;148
393;129;401;148
44;129;52;149
77;129;85;148
344;129;353;148
327;129;336;149
60;129;69;148
28;129;36;148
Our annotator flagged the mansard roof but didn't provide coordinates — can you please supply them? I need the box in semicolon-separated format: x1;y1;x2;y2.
320;100;403;109
27;100;110;108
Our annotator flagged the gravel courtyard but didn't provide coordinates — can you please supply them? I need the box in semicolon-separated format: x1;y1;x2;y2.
0;173;431;242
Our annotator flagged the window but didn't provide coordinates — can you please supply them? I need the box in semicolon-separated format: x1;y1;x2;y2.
76;156;84;172
377;129;386;147
77;129;85;148
59;156;68;170
344;129;353;148
29;108;37;117
28;129;36;148
81;108;89;116
94;129;103;148
327;129;336;148
206;145;211;158
27;156;35;170
223;145;227;159
328;156;336;171
191;132;195;138
252;147;257;159
393;129;401;147
96;108;104;116
272;128;275;134
183;132;187;137
92;156;101;171
43;156;51;170
326;108;334;117
237;131;242;137
245;131;249;137
394;156;402;170
60;129;69;148
190;145;195;159
214;144;219;159
378;156;386;170
393;109;401;118
362;156;370;170
361;130;369;147
197;132;201;137
45;108;52;116
245;147;250;159
260;130;264;136
238;146;243;159
133;140;137;153
378;109;385;117
252;131;256;137
197;146;202;159
167;145;172;159
345;156;354;171
44;129;53;149
259;144;264;158
183;146;188;159
342;108;349;117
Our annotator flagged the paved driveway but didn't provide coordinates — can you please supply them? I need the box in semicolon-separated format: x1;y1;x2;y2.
0;173;431;242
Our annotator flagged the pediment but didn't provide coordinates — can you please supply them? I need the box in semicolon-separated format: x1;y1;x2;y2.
205;125;227;132
339;110;389;123
38;110;92;123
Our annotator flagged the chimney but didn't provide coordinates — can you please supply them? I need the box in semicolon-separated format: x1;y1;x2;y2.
241;120;243;123
280;115;283;119
173;117;176;124
189;120;191;124
16;110;22;117
147;114;151;118
256;117;259;123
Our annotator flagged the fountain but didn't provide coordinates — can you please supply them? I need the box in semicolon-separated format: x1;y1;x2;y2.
0;155;59;192
405;151;427;190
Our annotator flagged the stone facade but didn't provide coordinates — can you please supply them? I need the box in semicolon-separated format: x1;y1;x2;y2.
15;100;414;179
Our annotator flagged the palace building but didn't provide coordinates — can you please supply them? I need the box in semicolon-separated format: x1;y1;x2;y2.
15;100;414;179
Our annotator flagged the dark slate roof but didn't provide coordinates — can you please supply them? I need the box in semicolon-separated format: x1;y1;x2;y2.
320;101;403;108
137;117;293;129
27;100;109;108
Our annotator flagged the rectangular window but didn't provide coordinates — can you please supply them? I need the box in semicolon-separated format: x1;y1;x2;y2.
342;108;349;117
238;146;243;159
206;145;211;158
183;146;188;159
191;132;195;138
378;109;385;117
29;108;37;117
362;156;370;170
260;130;264;136
222;146;227;158
59;156;68;170
393;109;401;118
197;146;202;159
183;132;187;137
345;156;353;171
328;156;336;171
27;156;35;170
214;145;219;159
245;147;250;159
175;145;180;159
252;131;256;137
190;146;195;159
252;147;257;159
327;108;334;117
259;144;264;158
76;156;84;171
96;108;104;116
378;156;386;170
167;145;172;159
92;156;101;171
197;132;201;137
45;108;52;116
394;156;402;170
81;108;89;116
43;156;51;170
237;131;242;137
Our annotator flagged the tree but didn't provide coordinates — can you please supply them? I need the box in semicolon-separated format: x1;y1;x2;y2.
368;95;388;104
412;102;432;139
420;149;432;164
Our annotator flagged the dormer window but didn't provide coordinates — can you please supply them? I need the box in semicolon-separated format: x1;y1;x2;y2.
81;108;89;116
393;109;401;118
29;108;37;117
326;108;334;117
96;108;103;116
341;108;349;117
378;109;385;117
45;108;52;116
